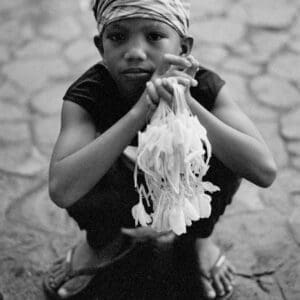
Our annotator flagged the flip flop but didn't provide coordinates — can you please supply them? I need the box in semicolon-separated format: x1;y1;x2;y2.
198;253;234;300
43;235;139;300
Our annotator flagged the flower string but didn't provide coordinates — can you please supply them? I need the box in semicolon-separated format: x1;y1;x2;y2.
132;80;220;235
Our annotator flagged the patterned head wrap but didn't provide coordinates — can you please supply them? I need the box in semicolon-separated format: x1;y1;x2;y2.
92;0;190;37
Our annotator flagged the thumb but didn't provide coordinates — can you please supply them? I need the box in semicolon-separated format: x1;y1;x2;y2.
121;227;138;237
121;227;158;241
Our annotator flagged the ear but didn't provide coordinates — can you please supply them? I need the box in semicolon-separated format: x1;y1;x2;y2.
180;36;193;56
94;35;104;56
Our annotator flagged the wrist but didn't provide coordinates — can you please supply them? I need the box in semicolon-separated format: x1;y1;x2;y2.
130;92;157;125
186;93;196;109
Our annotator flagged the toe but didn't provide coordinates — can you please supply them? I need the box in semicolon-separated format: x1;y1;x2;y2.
58;287;69;299
54;269;68;284
212;273;225;297
224;268;235;284
200;277;216;299
51;267;65;279
224;261;236;285
51;269;69;289
58;275;91;298
49;259;65;272
220;273;233;294
48;261;68;285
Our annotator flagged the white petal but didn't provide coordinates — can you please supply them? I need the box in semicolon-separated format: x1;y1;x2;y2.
202;181;220;193
183;199;200;222
169;207;186;235
131;202;151;227
198;194;212;218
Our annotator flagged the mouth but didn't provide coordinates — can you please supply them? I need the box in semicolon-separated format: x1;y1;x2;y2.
121;68;152;80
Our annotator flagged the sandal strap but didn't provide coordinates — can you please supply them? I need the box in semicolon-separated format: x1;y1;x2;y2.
65;240;138;279
46;247;77;290
197;253;227;281
45;235;138;294
210;253;226;277
65;247;75;269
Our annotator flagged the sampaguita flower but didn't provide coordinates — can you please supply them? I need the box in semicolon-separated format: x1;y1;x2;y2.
133;79;220;235
131;200;152;227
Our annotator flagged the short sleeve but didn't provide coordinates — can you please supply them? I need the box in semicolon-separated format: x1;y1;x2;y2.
190;66;225;111
63;64;104;127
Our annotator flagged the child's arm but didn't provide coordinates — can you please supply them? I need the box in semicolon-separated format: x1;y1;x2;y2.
49;55;195;208
187;86;277;187
150;56;276;187
49;96;151;208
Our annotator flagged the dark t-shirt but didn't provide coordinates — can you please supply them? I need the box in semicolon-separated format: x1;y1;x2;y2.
63;62;225;144
64;62;240;238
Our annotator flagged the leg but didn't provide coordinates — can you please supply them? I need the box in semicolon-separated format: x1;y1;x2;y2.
45;157;138;299
186;156;241;299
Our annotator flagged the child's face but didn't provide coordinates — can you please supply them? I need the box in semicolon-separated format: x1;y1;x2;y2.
100;18;185;101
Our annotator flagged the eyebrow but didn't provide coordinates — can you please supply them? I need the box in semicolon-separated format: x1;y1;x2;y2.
143;22;168;31
106;23;125;31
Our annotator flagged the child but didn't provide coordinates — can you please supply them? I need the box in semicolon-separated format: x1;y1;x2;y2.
43;0;277;299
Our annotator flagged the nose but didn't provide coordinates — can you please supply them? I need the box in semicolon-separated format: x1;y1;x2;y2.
124;39;147;62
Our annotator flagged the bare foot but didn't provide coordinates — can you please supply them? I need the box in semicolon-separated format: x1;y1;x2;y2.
195;237;235;299
49;235;124;298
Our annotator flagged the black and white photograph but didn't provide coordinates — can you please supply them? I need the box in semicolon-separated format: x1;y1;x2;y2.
0;0;299;299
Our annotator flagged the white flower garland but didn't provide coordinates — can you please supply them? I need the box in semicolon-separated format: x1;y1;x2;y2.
132;80;220;235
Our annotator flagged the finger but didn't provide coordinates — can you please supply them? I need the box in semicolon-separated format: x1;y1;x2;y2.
146;81;159;105
161;78;174;94
121;227;157;239
162;77;190;92
164;53;192;68
121;227;171;243
156;54;192;75
185;55;200;78
174;76;196;87
121;227;148;241
154;78;173;105
166;70;198;86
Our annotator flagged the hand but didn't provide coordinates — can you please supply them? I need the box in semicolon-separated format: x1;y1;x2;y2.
121;227;174;243
134;54;199;122
184;55;200;78
147;54;199;106
154;53;199;79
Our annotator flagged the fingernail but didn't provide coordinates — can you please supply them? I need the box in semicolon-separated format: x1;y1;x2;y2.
156;78;162;85
192;79;198;86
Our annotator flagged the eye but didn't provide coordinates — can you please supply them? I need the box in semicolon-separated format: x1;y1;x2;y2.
147;32;165;42
107;32;126;42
